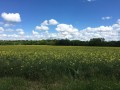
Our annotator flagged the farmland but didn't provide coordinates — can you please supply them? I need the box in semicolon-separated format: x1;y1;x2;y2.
0;45;120;90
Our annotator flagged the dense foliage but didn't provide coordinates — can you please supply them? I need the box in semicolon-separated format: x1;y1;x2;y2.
0;38;120;46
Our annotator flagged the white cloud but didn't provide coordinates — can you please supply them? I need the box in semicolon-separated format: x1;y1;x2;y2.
41;20;49;26
36;25;49;31
19;32;25;35
87;0;95;2
1;12;21;23
5;28;14;32
0;19;120;41
117;19;120;24
16;29;25;35
0;22;14;27
0;28;25;40
41;19;58;26
16;29;23;32
54;19;120;41
49;19;58;25
32;30;39;35
35;19;58;31
102;16;112;20
79;26;117;41
55;24;79;39
32;19;120;41
0;27;4;32
83;26;113;32
56;24;78;33
0;22;15;28
56;24;78;34
4;23;14;27
7;34;25;40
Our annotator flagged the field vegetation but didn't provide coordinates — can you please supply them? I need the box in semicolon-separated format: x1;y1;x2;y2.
0;45;120;90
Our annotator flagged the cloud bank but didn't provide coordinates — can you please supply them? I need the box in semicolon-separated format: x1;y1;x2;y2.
0;12;120;41
32;19;120;41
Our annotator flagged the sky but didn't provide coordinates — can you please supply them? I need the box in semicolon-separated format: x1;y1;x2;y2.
0;0;120;41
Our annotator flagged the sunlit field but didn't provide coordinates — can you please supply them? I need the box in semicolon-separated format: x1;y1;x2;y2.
0;45;120;90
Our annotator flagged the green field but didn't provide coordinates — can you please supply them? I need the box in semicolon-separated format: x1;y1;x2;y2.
0;45;120;90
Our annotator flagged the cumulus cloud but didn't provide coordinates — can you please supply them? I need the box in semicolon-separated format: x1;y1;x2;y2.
117;19;120;24
55;24;79;39
16;29;25;35
5;28;14;32
56;24;78;33
1;12;21;23
36;25;49;31
41;19;58;26
0;21;14;28
29;19;120;41
0;28;25;40
77;19;120;41
41;20;49;26
0;27;4;32
4;23;14;27
79;26;117;41
1;19;120;41
53;19;120;41
49;19;58;25
0;22;14;27
102;16;112;20
35;19;58;31
32;30;39;35
0;33;25;40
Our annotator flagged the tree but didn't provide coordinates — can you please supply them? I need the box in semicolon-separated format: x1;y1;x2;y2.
89;38;105;46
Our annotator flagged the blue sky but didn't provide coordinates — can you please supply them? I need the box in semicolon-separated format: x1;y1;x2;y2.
0;0;120;40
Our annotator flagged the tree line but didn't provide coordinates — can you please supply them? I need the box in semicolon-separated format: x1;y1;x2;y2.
0;38;120;46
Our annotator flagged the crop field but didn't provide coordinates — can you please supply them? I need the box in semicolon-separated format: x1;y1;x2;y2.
0;45;120;90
